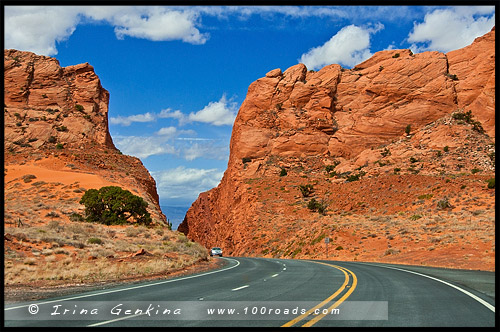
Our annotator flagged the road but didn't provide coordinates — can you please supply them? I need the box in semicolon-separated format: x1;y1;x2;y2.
4;257;496;327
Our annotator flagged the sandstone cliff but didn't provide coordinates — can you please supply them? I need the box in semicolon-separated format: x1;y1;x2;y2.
179;27;495;270
4;49;166;225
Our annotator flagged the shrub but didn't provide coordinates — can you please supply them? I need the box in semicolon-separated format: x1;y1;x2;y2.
471;168;481;174
405;124;411;135
437;197;452;210
48;136;57;144
87;237;103;245
79;186;152;226
487;178;495;189
392;53;400;58
381;148;391;157
74;104;84;112
69;212;85;222
279;168;287;177
299;184;314;197
242;157;252;164
307;198;328;215
56;143;64;150
443;146;449;152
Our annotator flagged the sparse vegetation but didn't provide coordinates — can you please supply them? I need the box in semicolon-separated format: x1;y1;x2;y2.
452;110;485;133
437;197;452;210
307;198;328;215
299;184;314;197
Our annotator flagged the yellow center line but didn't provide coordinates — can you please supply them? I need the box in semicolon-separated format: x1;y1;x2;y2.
281;261;357;327
302;264;358;327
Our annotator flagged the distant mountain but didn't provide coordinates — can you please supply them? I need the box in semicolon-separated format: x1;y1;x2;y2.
161;206;190;230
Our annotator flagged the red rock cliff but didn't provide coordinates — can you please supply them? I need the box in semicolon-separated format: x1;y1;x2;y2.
4;50;166;225
178;28;495;270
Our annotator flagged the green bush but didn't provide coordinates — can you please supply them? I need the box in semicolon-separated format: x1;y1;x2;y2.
75;104;85;112
79;186;152;226
307;198;328;215
299;184;314;197
487;178;495;189
87;237;103;245
437;197;452;210
279;168;287;177
405;124;411;135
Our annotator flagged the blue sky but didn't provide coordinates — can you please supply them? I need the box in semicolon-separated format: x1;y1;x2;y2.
4;5;496;209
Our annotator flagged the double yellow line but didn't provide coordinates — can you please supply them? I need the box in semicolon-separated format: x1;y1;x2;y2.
281;261;357;327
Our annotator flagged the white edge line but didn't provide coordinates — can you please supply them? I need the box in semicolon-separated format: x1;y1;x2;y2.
359;262;495;313
5;257;241;311
87;313;145;327
231;285;250;291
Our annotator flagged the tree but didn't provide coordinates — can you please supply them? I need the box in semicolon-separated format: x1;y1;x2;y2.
79;186;152;226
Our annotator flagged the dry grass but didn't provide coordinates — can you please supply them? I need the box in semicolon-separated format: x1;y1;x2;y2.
4;221;208;286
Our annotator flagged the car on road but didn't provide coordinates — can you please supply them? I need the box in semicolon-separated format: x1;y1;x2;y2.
210;247;223;257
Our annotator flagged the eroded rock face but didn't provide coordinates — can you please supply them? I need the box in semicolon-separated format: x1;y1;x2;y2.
179;28;495;270
4;49;114;150
4;50;166;225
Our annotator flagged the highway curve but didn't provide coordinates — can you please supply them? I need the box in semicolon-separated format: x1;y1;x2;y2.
4;257;495;327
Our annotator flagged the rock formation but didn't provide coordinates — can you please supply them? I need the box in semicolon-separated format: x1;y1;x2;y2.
4;49;166;225
179;27;495;270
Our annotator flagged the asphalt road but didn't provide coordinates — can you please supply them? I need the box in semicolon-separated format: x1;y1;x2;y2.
4;257;496;327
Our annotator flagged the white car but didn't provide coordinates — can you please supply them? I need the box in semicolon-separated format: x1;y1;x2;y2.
210;247;223;257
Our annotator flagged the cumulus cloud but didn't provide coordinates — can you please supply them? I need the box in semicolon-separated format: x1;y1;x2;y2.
299;24;384;70
407;6;495;53
113;135;177;159
188;95;238;126
152;166;224;203
111;95;237;127
109;112;156;126
159;108;189;125
4;6;82;55
4;6;208;56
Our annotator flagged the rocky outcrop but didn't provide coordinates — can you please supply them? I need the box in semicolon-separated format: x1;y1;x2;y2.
179;28;495;270
4;50;166;225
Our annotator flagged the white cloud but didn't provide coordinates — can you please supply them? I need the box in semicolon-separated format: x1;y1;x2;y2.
299;24;384;70
408;6;495;53
4;6;82;55
113;135;177;159
152;166;224;202
188;95;238;126
105;7;209;44
109;112;156;126
159;108;189;125
181;141;229;161
111;96;237;128
4;6;208;56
